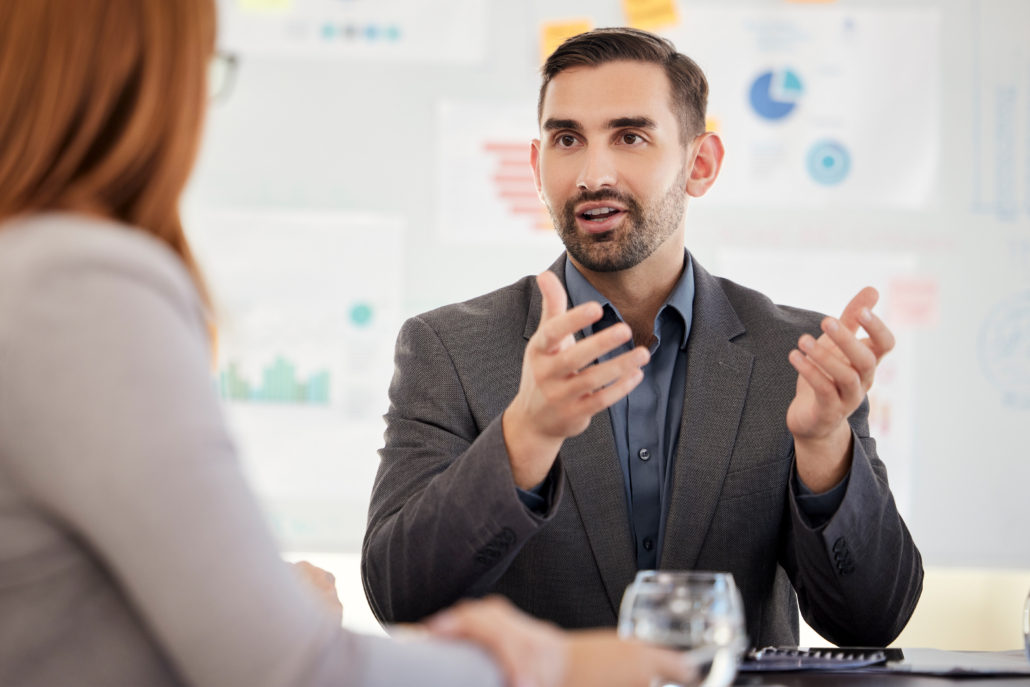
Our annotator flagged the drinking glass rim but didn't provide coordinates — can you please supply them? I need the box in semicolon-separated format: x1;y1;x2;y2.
632;570;737;585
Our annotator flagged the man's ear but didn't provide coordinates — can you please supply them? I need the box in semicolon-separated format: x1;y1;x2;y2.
530;139;543;197
685;132;725;198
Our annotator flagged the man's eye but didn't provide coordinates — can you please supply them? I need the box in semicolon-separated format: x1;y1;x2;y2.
558;135;577;147
622;134;642;144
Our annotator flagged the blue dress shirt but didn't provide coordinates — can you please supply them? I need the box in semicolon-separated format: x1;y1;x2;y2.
517;252;849;569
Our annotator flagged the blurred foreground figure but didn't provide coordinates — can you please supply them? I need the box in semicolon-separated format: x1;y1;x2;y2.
0;2;692;686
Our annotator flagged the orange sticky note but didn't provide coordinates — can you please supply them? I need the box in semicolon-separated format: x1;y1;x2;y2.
622;0;679;31
540;18;593;63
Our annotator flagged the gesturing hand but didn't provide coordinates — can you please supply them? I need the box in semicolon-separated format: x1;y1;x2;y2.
786;287;896;493
502;271;650;490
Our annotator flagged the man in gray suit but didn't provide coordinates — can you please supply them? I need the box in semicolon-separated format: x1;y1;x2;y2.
362;28;922;647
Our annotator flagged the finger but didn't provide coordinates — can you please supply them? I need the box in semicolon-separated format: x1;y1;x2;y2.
551;323;635;376
854;307;896;362
788;349;839;403
576;367;645;416
537;270;569;323
838;286;879;334
798;333;862;404
534;301;603;353
819;317;877;389
565;347;649;399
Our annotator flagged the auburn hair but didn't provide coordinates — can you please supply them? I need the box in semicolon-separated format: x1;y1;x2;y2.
539;27;708;145
0;0;215;306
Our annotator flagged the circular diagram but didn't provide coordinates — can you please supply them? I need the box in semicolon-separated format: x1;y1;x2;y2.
979;291;1030;406
806;140;851;186
749;69;804;121
350;302;374;327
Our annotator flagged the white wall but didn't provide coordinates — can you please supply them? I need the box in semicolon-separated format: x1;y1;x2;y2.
186;0;1030;579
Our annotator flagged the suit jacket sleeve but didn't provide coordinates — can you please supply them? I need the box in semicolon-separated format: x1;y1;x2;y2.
362;315;565;624
780;397;923;647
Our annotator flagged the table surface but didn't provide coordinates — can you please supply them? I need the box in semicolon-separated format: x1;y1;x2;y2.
735;675;1030;686
733;650;1030;686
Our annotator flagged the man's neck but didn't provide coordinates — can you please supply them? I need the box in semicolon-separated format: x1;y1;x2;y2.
570;234;686;348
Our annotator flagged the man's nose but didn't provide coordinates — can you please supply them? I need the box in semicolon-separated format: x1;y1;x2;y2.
575;145;617;191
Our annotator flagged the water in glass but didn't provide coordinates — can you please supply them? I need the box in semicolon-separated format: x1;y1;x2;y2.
618;571;748;687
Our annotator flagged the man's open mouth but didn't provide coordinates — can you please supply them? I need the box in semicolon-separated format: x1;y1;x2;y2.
579;207;623;222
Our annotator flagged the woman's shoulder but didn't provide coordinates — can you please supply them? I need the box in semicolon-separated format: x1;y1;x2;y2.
0;212;204;319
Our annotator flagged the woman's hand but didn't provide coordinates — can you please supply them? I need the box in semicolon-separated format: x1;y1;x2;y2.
426;595;695;687
291;561;343;625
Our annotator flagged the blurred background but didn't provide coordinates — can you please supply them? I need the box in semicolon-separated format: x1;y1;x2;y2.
181;0;1030;650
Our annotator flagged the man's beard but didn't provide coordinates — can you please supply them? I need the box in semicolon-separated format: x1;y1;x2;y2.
549;168;687;273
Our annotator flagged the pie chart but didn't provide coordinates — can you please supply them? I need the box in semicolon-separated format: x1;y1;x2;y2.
749;69;804;121
806;140;851;185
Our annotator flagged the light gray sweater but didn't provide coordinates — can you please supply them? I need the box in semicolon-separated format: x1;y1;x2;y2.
0;213;502;687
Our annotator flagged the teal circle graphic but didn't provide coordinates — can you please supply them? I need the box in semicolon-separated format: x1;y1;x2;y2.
350;303;374;327
806;140;851;186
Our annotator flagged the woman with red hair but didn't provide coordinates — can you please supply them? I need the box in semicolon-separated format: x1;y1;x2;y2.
0;1;693;686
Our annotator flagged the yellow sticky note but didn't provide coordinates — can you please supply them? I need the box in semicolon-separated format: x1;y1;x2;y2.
237;0;293;13
622;0;679;31
705;116;720;134
540;18;593;63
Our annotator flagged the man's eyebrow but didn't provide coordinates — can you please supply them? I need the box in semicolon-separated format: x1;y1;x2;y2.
606;116;657;130
542;118;582;132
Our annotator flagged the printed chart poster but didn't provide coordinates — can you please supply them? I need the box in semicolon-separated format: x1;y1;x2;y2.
188;210;404;551
971;0;1030;220
438;100;564;246
715;249;918;521
217;0;488;64
661;9;940;208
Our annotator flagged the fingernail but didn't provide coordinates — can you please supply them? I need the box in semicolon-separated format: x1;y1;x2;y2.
824;318;839;332
860;308;872;323
799;337;813;352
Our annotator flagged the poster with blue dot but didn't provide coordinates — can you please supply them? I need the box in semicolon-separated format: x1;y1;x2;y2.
660;8;940;209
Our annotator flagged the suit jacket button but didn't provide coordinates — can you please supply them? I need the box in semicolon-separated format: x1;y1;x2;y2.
638;448;651;461
833;537;846;552
643;537;654;551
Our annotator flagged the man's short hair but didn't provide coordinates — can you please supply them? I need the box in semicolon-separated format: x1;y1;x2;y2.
538;27;708;146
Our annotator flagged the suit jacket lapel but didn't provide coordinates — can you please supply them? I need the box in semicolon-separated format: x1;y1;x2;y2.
525;254;637;615
661;260;754;571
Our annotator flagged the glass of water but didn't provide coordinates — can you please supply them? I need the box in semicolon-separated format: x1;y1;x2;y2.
618;571;748;687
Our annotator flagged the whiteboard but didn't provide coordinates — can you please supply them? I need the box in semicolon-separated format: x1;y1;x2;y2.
185;0;1030;569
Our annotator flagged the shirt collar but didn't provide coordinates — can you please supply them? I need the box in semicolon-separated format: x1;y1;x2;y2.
564;251;695;349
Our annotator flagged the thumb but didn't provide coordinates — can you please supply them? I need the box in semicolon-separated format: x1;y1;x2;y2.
537;270;568;323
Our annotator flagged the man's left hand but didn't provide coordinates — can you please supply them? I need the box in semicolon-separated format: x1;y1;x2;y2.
787;287;896;494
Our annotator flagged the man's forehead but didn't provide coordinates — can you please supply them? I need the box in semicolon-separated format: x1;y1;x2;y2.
540;60;675;126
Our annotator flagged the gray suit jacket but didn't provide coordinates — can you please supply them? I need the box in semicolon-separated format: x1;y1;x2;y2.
362;255;923;647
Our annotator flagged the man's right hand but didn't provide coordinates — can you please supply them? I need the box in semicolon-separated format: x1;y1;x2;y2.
502;270;650;490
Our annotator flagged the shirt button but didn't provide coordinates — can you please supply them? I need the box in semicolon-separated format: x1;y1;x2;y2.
643;537;654;551
638;448;651;461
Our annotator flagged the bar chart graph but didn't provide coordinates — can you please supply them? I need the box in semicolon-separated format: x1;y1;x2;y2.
220;358;331;405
